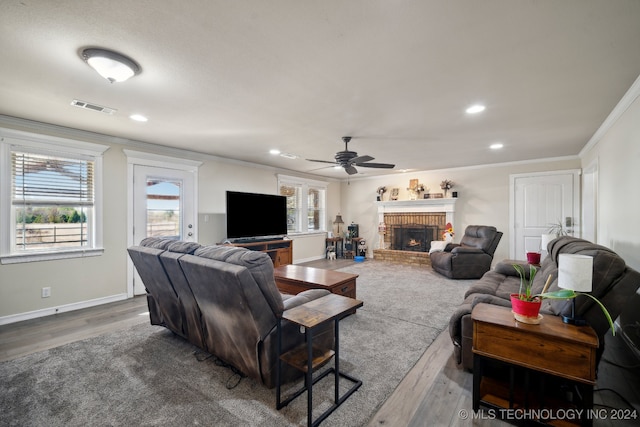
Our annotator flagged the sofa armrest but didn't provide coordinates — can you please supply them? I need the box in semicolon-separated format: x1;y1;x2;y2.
471;294;512;309
494;260;537;277
451;246;484;254
282;289;330;311
444;243;460;252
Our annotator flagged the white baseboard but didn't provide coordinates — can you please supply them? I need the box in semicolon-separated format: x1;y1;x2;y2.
0;293;129;326
294;255;325;264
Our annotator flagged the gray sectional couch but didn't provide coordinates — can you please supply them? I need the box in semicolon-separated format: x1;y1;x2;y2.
449;236;640;370
128;237;334;388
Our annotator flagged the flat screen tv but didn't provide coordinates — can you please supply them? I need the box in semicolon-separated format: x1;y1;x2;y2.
226;191;287;241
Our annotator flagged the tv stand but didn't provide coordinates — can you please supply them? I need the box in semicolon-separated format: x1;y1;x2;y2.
226;239;292;267
232;237;284;244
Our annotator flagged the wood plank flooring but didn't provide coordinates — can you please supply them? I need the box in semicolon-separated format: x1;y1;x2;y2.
1;259;638;427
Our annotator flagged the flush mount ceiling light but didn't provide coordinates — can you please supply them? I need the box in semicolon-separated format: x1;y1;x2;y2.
129;114;148;122
81;48;140;83
490;143;504;150
466;104;486;114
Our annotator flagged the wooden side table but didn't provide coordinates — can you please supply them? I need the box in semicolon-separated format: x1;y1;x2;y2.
472;303;598;426
276;293;363;427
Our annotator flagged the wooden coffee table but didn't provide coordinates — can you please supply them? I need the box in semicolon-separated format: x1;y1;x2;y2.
273;265;358;298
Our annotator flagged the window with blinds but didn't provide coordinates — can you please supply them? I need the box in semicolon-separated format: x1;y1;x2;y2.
11;150;95;251
278;175;327;234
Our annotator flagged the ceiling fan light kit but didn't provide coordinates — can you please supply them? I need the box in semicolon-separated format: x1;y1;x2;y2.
81;48;141;83
307;136;395;175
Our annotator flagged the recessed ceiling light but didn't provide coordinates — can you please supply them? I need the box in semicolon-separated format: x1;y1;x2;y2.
466;104;486;114
269;149;281;155
279;152;298;160
129;114;148;122
490;143;504;150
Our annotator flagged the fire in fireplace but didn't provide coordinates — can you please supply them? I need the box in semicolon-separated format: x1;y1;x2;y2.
390;224;438;252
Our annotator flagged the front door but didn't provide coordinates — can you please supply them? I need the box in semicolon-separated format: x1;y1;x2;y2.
510;170;580;260
132;165;196;295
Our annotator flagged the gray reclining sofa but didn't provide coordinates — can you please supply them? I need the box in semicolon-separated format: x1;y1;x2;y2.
128;237;334;388
449;236;640;370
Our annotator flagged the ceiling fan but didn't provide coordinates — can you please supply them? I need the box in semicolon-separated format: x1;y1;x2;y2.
306;136;395;175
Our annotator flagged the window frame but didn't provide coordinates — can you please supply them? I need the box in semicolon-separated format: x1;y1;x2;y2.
0;129;108;264
277;174;328;235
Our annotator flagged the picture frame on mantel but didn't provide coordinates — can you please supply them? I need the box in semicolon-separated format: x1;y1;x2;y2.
425;193;444;199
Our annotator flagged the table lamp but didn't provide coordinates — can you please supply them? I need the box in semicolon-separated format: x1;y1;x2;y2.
558;253;593;325
540;233;555;258
333;214;344;236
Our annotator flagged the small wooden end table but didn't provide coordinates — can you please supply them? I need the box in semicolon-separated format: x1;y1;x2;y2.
472;303;598;426
276;293;364;427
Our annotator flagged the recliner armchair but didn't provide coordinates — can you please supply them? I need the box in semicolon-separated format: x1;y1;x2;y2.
430;225;503;279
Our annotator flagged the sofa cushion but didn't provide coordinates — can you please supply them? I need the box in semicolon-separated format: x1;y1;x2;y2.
194;245;285;315
460;225;498;253
140;236;174;249
167;240;201;254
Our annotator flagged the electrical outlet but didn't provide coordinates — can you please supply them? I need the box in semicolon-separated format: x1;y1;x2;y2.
41;287;51;298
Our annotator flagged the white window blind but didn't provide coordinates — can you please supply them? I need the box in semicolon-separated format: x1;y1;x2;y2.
277;174;327;234
12;151;94;206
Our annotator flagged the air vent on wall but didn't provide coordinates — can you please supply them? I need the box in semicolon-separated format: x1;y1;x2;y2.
71;99;117;115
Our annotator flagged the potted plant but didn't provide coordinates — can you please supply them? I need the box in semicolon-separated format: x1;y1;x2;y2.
511;263;615;332
511;264;542;323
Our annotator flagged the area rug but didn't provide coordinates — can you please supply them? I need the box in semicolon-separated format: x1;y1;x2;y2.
0;261;471;427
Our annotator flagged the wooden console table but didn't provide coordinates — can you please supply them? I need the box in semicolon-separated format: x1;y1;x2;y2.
472;303;598;426
276;293;363;427
225;239;292;266
273;265;357;299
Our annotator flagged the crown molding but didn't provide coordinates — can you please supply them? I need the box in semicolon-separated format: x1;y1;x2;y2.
580;73;640;157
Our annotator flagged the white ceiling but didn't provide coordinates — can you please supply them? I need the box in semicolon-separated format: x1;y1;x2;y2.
1;1;639;178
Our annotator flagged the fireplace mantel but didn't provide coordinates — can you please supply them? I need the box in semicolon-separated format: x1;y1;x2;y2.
376;198;456;213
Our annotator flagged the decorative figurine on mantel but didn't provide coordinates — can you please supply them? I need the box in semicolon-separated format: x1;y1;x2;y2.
390;188;399;200
407;179;426;200
376;186;387;201
440;180;454;197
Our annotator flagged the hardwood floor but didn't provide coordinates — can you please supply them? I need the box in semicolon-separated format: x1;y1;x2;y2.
1;259;638;426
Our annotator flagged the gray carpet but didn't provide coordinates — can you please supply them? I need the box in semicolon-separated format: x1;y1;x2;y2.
0;261;470;427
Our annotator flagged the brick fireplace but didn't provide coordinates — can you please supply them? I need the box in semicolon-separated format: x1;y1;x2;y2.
373;199;456;266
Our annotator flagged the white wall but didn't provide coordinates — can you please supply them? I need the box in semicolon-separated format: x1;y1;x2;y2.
580;94;640;270
339;158;581;263
0;120;338;321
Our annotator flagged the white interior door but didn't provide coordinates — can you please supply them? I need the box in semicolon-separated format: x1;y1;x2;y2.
132;165;196;295
510;170;580;260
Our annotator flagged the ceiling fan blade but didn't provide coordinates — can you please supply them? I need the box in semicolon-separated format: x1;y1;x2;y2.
349;155;374;164
306;159;338;164
345;165;358;175
356;162;395;169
